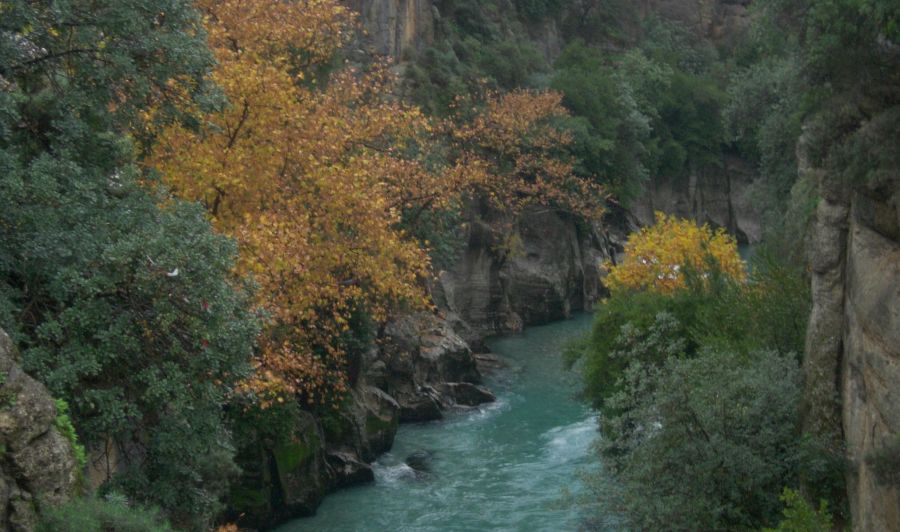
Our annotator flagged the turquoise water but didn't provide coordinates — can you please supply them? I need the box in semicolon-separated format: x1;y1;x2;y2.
279;313;601;532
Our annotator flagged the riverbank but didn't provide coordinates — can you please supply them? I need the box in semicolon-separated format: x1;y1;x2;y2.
280;314;602;531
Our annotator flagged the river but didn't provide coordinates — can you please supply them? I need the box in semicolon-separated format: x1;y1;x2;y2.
278;313;603;531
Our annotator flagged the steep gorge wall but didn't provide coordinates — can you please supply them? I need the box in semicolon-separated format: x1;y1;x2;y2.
437;206;629;345
344;0;435;59
632;155;763;244
801;130;900;531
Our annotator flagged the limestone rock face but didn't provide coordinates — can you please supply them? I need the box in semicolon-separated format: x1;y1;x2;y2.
841;186;900;532
345;0;434;59
379;312;484;421
632;155;762;244
439;207;620;342
0;329;78;531
800;127;900;531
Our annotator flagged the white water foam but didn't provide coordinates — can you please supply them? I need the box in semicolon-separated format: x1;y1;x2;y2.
542;417;597;463
373;461;417;484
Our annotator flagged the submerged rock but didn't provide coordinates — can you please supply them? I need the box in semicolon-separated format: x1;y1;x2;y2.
404;450;434;472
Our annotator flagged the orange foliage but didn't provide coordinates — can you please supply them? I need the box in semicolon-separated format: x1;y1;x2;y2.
150;0;437;406
448;90;606;220
149;0;605;407
606;212;745;294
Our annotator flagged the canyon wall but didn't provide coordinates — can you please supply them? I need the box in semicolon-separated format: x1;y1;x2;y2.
344;0;435;59
437;206;628;345
800;128;900;531
632;155;762;244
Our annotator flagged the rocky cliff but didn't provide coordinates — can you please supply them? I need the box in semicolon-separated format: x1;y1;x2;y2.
800;128;900;531
344;0;434;59
437;206;627;346
632;155;762;244
0;329;78;531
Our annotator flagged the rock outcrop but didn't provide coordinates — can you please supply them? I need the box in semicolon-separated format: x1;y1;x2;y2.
800;127;900;531
0;329;78;531
229;311;490;528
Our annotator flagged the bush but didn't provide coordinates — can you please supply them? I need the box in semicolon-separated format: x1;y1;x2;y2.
38;494;173;532
604;212;745;294
573;225;820;529
764;488;834;532
598;349;803;530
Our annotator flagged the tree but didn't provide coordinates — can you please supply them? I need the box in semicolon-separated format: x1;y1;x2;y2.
605;212;745;294
151;0;605;408
447;89;606;221
151;0;441;407
0;1;258;527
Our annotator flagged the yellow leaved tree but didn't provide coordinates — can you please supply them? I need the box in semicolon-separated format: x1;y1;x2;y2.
606;212;745;294
149;0;606;407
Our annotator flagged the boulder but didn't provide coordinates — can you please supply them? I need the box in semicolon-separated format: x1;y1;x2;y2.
437;382;496;407
326;451;374;489
404;450;434;472
0;329;78;531
398;391;443;423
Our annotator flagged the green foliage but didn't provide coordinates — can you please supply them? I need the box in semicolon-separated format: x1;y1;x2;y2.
551;41;651;200
574;249;823;529
404;0;548;114
865;435;900;487
54;399;86;471
514;0;564;21
549;16;729;203
596;348;803;530
764;488;834;532
566;291;690;412
736;0;899;192
689;248;811;357
573;250;810;414
38;493;173;532
0;1;258;528
725;56;804;199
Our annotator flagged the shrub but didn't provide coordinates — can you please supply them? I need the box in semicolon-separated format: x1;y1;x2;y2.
605;212;745;294
764;488;834;532
38;494;173;532
54;399;86;471
599;349;803;530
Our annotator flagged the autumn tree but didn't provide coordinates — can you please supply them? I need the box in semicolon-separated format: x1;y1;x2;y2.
606;212;745;293
151;0;606;408
446;89;606;221
149;0;439;406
